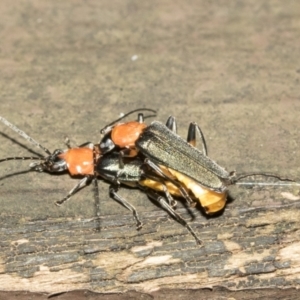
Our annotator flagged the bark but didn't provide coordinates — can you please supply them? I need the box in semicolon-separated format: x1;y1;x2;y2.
0;182;300;295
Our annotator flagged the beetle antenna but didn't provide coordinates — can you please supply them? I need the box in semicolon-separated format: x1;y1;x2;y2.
234;172;300;187
0;157;42;164
0;116;52;155
100;108;157;134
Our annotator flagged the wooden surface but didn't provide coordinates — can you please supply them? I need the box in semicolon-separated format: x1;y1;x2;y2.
0;0;300;298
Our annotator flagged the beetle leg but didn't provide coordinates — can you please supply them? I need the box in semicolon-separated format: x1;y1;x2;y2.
92;175;103;232
64;138;94;149
118;148;138;169
109;180;142;229
137;113;145;123
144;158;195;206
187;122;208;155
100;108;156;134
160;183;177;208
145;189;202;245
64;137;72;149
100;125;114;135
165;116;177;133
77;141;94;148
118;150;125;169
140;173;177;207
165;116;208;155
92;144;101;220
56;176;92;206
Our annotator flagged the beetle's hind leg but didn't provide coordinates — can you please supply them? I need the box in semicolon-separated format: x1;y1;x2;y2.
144;158;195;206
165;116;208;155
165;116;178;133
145;189;202;245
187;122;207;155
140;173;177;208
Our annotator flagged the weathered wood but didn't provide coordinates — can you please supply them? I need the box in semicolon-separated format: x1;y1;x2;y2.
0;178;300;294
1;0;300;298
0;288;299;300
1;288;300;300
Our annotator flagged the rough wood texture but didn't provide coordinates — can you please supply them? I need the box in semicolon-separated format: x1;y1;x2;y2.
0;0;300;298
1;182;300;295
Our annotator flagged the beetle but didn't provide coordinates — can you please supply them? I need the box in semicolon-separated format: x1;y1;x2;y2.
0;112;159;227
0;115;103;204
135;117;300;214
100;116;234;214
135;118;236;214
0;108;156;204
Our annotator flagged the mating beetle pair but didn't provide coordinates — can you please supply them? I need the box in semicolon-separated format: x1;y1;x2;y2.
0;109;288;244
97;111;235;244
99;110;235;214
